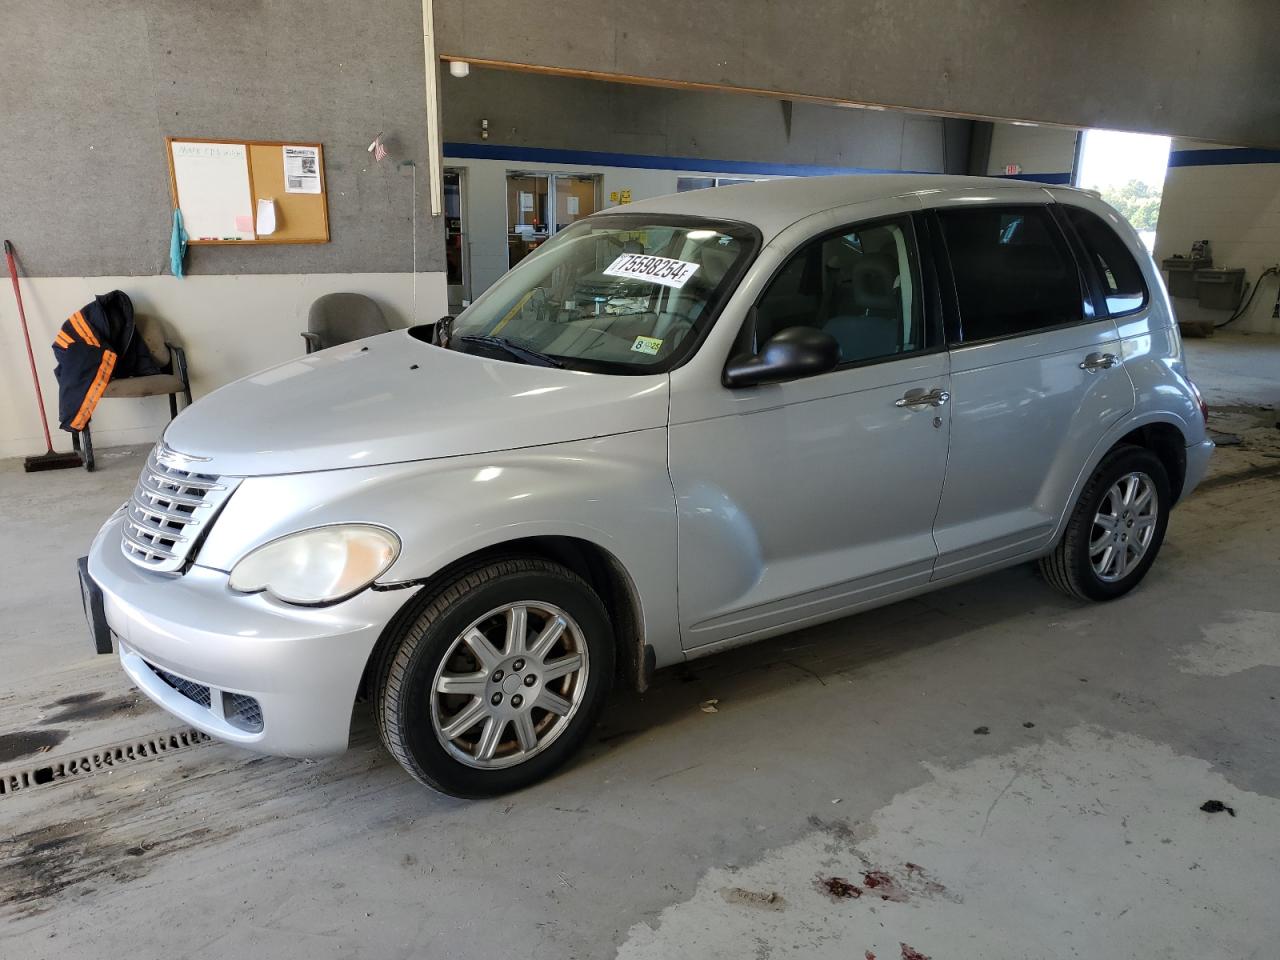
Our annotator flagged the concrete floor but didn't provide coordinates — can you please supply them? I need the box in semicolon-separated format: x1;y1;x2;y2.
2;333;1278;959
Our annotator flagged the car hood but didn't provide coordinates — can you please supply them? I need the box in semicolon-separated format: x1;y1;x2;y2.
163;330;670;477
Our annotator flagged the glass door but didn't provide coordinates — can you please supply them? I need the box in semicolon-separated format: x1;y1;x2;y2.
506;173;601;268
553;174;599;233
444;170;469;307
507;174;550;268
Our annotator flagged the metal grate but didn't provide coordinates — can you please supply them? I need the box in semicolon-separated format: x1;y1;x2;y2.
149;661;212;708
223;693;264;733
0;727;211;797
121;444;239;573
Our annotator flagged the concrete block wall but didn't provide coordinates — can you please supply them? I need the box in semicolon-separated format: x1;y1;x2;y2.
1155;139;1280;335
0;0;447;459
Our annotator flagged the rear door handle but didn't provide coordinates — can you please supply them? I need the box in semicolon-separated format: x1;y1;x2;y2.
895;387;950;408
1079;351;1119;371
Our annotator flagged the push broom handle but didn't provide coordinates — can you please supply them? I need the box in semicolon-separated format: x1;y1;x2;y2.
4;240;56;452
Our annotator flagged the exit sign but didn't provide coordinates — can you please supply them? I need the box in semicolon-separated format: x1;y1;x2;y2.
1005;163;1022;175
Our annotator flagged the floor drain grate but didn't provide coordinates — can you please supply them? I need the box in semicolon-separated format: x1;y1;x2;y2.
0;726;212;797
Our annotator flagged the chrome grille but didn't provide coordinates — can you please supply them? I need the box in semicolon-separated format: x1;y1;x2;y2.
121;444;240;573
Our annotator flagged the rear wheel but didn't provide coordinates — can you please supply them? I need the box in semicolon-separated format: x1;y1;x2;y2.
374;557;613;797
1039;445;1171;601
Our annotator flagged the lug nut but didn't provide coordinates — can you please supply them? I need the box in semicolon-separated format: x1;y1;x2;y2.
492;669;504;682
524;674;537;687
512;659;525;671
511;694;523;708
491;693;503;705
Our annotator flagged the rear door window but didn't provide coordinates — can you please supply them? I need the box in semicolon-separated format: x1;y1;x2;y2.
1063;206;1149;316
938;206;1086;343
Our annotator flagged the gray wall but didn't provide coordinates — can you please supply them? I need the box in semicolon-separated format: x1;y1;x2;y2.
443;68;972;173
437;0;1280;148
0;0;443;278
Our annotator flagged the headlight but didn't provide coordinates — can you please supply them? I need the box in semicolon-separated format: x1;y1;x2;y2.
229;524;400;605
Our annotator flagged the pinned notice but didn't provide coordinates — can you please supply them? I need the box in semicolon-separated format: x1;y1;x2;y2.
256;198;277;235
283;145;321;194
604;253;700;290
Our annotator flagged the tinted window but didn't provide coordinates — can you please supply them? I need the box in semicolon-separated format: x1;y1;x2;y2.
939;206;1084;342
1064;206;1148;315
754;217;925;366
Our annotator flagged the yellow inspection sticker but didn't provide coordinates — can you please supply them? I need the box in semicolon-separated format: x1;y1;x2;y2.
631;336;664;355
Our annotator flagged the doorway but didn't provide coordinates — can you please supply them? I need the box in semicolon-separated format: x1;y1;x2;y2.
444;169;470;308
1074;130;1171;253
506;173;600;268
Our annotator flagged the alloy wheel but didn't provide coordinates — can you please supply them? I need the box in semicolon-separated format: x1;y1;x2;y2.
430;601;590;769
1089;471;1158;582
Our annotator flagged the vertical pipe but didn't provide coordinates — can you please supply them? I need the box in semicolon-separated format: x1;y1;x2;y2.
421;0;444;217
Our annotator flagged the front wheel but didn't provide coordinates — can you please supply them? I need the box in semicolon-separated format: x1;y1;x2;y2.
373;557;614;797
1039;445;1171;602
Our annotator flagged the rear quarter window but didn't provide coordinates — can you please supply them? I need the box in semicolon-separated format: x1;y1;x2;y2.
1063;206;1149;316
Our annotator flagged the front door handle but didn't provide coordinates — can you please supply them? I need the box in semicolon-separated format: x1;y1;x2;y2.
1079;351;1119;371
895;387;950;408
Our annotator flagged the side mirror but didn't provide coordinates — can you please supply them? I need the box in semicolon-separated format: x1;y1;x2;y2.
433;315;454;348
723;326;840;387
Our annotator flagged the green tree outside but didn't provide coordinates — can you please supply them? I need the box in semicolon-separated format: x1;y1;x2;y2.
1100;179;1162;232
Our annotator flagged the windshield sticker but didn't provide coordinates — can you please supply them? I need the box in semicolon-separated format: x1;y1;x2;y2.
631;335;664;356
604;254;701;289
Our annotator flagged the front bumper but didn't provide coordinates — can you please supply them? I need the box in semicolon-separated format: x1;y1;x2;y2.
87;514;409;757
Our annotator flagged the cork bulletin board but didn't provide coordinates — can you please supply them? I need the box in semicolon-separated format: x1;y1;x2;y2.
166;137;330;245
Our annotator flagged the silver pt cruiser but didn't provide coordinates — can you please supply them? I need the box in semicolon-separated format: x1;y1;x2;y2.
84;175;1213;796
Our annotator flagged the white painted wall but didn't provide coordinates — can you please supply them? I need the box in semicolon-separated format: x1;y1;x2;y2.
1154;139;1280;335
986;123;1078;177
446;155;788;298
1;272;447;458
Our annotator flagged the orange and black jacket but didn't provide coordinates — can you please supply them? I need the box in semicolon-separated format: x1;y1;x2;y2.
52;290;160;431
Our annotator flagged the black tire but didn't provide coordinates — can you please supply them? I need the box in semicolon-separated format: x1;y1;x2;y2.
373;557;614;797
1039;445;1171;602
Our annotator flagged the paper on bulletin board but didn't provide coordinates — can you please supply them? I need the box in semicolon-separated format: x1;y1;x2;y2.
283;145;321;194
171;141;255;241
255;198;277;235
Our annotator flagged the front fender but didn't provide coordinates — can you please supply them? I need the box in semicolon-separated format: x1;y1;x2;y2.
194;429;680;667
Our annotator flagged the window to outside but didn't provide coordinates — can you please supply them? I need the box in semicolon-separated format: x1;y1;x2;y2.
1074;129;1171;254
938;206;1084;343
449;215;756;373
677;176;768;192
1064;206;1148;316
755;217;924;365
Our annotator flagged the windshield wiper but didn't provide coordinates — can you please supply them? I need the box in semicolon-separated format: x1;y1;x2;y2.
457;335;564;368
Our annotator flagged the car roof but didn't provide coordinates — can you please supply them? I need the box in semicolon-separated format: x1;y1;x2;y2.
611;174;1085;240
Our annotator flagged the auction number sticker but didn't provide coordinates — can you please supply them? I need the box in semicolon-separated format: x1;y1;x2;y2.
604;254;700;289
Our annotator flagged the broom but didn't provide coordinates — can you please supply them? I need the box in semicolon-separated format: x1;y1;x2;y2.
5;240;83;471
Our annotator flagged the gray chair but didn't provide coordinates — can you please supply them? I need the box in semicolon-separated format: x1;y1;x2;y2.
73;314;192;472
302;293;390;353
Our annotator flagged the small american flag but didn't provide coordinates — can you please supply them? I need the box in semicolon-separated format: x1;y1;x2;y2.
368;133;388;163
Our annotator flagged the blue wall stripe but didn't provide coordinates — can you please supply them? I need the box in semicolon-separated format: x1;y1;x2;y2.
995;171;1073;184
1169;147;1280;168
443;141;1074;184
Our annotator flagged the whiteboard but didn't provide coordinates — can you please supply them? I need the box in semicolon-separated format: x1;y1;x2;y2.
170;141;255;241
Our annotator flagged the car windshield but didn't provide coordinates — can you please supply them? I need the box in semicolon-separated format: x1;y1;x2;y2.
447;214;758;373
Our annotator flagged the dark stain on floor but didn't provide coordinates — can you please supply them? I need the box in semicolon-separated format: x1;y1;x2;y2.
39;694;143;725
0;729;68;765
0;808;226;919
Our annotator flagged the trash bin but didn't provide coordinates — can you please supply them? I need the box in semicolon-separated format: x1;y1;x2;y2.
1161;256;1211;298
1195;268;1246;311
